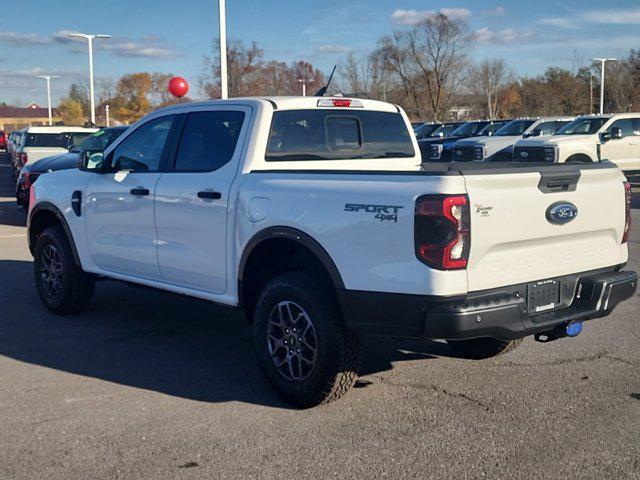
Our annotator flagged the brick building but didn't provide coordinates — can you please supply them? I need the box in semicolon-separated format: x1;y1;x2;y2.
0;104;61;131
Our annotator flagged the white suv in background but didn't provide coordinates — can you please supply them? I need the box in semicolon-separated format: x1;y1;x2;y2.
12;126;98;177
452;117;573;162
513;114;640;178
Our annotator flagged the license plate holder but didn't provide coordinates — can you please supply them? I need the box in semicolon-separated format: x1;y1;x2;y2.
527;279;561;314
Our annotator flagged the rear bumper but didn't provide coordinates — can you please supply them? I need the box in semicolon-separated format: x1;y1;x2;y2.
341;268;637;341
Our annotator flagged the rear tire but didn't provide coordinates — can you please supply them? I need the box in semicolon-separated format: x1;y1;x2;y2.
448;337;523;360
33;226;95;315
252;272;359;408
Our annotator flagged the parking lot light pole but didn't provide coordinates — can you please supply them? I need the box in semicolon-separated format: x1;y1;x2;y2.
218;0;228;99
68;32;111;125
36;75;60;126
592;57;617;115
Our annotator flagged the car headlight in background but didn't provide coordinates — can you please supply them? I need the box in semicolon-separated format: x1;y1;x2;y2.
430;144;443;159
544;146;557;162
473;146;485;161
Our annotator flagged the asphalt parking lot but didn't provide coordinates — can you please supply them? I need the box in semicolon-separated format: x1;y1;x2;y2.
0;153;639;480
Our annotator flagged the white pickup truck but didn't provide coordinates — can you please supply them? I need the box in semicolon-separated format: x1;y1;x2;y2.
452;117;573;162
27;97;637;407
513;114;640;180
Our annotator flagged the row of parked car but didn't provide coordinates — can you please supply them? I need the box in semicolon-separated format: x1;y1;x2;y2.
6;110;640;214
413;113;640;180
4;125;128;209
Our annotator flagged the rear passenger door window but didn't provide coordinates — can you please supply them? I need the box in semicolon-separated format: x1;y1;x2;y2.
174;111;245;171
607;119;635;137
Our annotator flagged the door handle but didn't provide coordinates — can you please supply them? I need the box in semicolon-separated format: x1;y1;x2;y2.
130;187;150;196
197;190;222;200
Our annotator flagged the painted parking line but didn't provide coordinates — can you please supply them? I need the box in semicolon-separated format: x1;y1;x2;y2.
0;234;27;239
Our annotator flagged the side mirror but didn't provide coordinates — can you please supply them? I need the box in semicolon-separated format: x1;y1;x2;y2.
79;149;106;172
531;128;543;137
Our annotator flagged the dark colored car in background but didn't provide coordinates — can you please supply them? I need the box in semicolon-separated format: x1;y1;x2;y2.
16;126;128;209
414;122;443;140
422;119;511;162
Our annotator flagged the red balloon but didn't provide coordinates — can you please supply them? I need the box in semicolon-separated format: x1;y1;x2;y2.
168;77;189;98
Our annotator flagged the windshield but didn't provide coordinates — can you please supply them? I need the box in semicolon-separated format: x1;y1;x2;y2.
478;121;508;136
25;132;93;148
431;123;461;138
450;122;487;137
494;120;535;136
556;117;609;135
266;109;415;161
71;128;127;152
414;123;440;139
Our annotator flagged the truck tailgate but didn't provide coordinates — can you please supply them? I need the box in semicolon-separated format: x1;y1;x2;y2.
463;165;627;292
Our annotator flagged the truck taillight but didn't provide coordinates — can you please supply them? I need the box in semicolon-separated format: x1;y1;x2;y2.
20;152;28;165
415;194;470;270
622;181;632;243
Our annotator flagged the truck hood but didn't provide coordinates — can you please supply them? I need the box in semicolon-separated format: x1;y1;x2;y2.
516;134;595;148
29;152;80;173
455;135;521;157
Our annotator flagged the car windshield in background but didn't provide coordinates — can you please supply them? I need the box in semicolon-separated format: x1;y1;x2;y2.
450;122;487;137
494;120;535;136
71;128;126;152
414;123;440;138
556;118;609;135
266;110;415;161
478;121;508;136
431;124;460;137
25;132;93;148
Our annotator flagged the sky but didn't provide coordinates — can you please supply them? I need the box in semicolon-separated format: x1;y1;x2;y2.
1;0;640;106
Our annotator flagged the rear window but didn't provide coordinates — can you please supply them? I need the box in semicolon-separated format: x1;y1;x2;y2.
266;110;415;161
25;132;92;148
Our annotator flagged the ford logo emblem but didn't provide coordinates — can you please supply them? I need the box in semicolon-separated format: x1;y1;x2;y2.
520;151;528;158
456;150;462;156
546;202;578;225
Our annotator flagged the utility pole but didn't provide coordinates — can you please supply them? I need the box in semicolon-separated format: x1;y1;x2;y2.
218;0;228;99
589;74;593;114
591;57;617;115
105;104;110;127
68;32;111;124
36;75;60;125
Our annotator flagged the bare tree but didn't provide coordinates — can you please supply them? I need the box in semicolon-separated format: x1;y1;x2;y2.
201;39;326;98
467;58;514;118
407;14;470;120
340;52;385;99
375;32;426;119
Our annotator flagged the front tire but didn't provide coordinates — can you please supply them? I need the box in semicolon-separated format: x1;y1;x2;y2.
448;337;523;360
252;272;359;408
34;226;95;315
